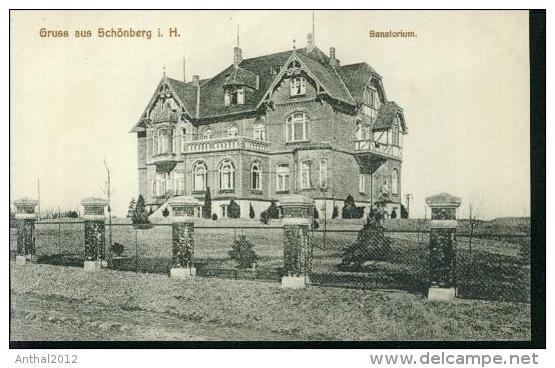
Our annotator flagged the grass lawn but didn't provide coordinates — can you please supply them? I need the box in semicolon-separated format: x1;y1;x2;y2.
10;263;530;341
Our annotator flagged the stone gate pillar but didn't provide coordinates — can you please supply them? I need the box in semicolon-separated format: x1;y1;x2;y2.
426;193;461;301
13;198;39;265
167;196;200;279
81;197;108;271
280;195;313;289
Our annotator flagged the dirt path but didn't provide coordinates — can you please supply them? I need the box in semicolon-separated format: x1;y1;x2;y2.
10;292;299;341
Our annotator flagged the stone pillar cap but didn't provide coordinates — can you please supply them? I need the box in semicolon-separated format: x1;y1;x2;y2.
81;197;109;206
13;198;39;206
425;193;461;208
167;195;202;207
279;194;313;206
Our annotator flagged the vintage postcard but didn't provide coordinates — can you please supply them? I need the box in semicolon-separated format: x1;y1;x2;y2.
9;10;543;345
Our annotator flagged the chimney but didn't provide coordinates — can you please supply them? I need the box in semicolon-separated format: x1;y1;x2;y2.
307;33;315;52
234;47;243;65
192;75;200;86
329;47;340;67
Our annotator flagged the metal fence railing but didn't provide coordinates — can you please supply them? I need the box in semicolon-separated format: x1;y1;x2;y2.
10;221;531;303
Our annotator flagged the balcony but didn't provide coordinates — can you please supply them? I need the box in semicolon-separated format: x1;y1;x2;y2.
151;152;177;164
186;136;270;154
353;140;402;160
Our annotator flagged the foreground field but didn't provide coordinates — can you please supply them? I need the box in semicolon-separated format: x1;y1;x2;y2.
11;263;530;341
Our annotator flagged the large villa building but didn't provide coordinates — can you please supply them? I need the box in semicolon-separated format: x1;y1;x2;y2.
130;34;407;219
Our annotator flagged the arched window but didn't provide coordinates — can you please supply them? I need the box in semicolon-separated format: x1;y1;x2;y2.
219;160;235;190
174;172;185;195
227;124;239;137
202;127;213;140
251;162;261;190
193;162;207;191
391;169;399;195
286;112;308;142
253;120;266;141
290;77;306;96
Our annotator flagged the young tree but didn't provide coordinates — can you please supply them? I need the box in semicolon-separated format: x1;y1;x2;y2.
133;195;150;226
127;198;136;218
103;159;113;265
228;235;258;269
249;203;255;219
466;200;482;254
202;187;212;219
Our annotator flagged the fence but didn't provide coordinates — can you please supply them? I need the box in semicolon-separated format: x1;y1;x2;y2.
9;221;531;303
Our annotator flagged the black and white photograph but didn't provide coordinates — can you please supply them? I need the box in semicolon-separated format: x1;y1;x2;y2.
8;9;545;348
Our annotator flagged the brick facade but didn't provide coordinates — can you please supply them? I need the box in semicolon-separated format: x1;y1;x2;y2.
132;41;407;219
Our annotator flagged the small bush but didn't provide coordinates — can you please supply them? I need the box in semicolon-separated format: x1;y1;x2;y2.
401;204;409;219
260;210;268;224
267;200;280;219
202;187;212;219
132;195;151;228
228;235;258;269
111;242;124;256
212;213;218;221
228;199;241;219
162;207;170;217
341;195;364;219
249;203;255;219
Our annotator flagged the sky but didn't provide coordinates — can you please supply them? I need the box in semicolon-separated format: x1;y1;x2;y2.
10;10;530;219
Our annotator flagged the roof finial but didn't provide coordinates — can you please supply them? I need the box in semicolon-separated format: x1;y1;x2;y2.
163;66;166;78
293;39;296;50
237;24;240;47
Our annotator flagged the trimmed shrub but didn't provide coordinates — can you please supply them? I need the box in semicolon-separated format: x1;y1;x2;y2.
202;187;212;219
228;235;258;269
162;207;170;217
228;199;241;219
401;204;409;219
249;203;255;219
332;205;339;219
260;210;268;225
342;195;364;219
212;213;218;221
132;195;151;227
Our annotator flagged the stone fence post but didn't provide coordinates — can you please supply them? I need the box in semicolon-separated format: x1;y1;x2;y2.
167;196;201;279
81;197;108;271
426;193;461;301
13;198;39;265
280;195;313;288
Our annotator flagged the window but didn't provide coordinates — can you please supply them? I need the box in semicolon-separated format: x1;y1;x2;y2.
193;162;207;191
392;116;401;146
288;60;301;69
174;172;185;195
286;113;308;142
251;162;262;191
319;158;328;188
276;164;290;192
157;129;172;154
202;127;213;140
290;77;307;96
300;161;312;189
219;160;235;190
253;120;266;141
391;169;399;195
221;205;228;218
225;88;245;106
270;65;281;75
363;87;381;120
181;128;187;152
227;124;239;137
359;174;365;193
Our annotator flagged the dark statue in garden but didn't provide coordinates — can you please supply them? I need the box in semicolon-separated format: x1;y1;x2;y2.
340;201;391;270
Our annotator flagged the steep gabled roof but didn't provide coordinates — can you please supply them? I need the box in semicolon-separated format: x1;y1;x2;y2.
133;46;403;126
337;63;377;105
